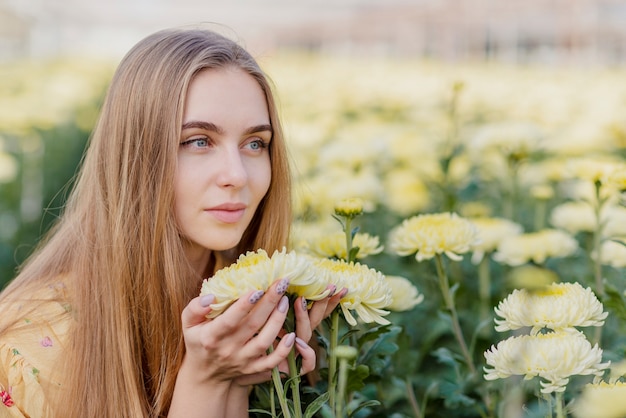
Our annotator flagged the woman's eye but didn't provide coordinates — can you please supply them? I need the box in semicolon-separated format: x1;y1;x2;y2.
245;139;268;151
180;137;209;148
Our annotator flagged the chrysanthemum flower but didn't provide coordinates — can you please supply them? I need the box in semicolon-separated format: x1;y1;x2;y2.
200;248;319;318
389;212;480;262
595;240;626;268
549;201;597;234
385;275;424;312
469;217;523;264
334;197;364;218
493;229;578;266
313;258;392;326
382;168;431;216
299;230;383;260
484;331;609;394
573;381;626;418
494;282;607;335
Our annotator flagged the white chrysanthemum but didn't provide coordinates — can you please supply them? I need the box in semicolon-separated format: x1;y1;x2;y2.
494;282;607;335
484;331;609;394
314;258;392;326
200;248;318;318
493;229;578;266
549;201;597;234
299;230;383;260
573;381;626;418
382;167;431;216
470;121;544;161
389;212;480;262
469;217;523;264
594;240;626;269
385;275;424;312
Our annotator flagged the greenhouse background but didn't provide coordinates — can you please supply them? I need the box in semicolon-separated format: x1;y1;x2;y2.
2;0;626;416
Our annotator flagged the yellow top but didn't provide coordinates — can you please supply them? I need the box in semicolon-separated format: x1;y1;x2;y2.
0;283;71;417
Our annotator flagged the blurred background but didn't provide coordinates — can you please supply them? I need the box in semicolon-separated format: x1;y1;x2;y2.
2;0;626;287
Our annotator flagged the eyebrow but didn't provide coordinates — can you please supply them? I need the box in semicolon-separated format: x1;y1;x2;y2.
181;121;273;136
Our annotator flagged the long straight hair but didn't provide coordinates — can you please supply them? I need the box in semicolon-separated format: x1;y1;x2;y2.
0;28;292;417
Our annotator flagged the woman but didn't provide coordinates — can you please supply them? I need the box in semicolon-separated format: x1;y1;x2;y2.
0;28;341;417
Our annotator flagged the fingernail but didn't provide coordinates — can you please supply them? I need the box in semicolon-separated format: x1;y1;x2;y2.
278;295;289;313
249;290;265;304
284;332;296;348
338;288;348;298
275;278;290;294
326;284;337;296
301;297;308;311
200;294;215;307
295;337;308;348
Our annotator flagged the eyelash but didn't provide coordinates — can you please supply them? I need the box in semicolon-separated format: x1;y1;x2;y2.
179;137;269;150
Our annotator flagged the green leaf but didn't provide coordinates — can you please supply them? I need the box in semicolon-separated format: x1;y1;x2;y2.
348;246;361;262
304;392;330;418
248;409;275;417
348;399;381;417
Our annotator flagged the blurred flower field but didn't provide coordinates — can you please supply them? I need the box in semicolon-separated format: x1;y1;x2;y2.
3;52;626;417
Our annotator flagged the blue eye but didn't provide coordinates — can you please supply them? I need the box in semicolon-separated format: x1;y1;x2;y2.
246;139;268;151
180;137;209;148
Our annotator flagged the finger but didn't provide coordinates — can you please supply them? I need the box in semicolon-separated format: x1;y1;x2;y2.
240;278;290;335
294;296;313;343
240;295;291;358
294;337;316;375
181;294;215;329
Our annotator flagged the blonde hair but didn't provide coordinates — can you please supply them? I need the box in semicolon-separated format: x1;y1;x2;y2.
0;28;292;417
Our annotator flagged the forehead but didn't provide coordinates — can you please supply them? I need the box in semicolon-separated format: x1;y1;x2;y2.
183;67;269;125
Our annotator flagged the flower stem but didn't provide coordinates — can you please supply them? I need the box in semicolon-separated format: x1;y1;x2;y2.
478;255;491;326
287;349;303;418
554;392;565;418
269;348;292;418
435;254;476;375
405;377;422;418
336;356;349;417
328;310;340;412
345;217;354;263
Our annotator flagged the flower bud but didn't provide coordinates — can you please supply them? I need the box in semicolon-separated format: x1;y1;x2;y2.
334;197;364;218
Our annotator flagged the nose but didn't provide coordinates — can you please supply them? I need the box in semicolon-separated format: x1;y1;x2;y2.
216;146;248;188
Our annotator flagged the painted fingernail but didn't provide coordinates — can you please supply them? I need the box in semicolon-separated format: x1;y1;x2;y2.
284;332;296;348
295;337;308;348
326;284;337;296
301;297;308;311
278;295;289;313
249;290;265;304
275;278;290;294
200;294;215;307
338;288;349;298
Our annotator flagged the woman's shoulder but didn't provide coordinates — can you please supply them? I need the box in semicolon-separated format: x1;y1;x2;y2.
0;279;72;416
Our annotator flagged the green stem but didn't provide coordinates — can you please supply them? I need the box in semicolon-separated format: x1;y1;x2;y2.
534;199;547;230
328;311;340;412
405;377;422;418
554;392;565;418
336;357;349;417
287;349;302;418
435;254;476;375
592;182;605;298
270;384;276;418
478;255;491;325
345;217;354;263
269;345;292;418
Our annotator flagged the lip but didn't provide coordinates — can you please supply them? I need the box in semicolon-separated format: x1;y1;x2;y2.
205;203;247;224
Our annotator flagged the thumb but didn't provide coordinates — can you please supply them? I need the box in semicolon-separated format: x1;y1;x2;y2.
181;294;215;329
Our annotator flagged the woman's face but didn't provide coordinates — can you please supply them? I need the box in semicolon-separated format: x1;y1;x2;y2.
175;67;272;263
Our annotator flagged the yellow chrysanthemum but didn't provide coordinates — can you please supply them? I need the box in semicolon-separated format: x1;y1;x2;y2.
494;282;607;335
299;230;384;260
469;217;523;264
385;275;424;312
493;229;578;266
389;212;480;262
334;197;364;218
594;240;626;268
484;331;609;394
200;248;318;318
549;201;597;234
573;381;626;418
313;258;392;326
